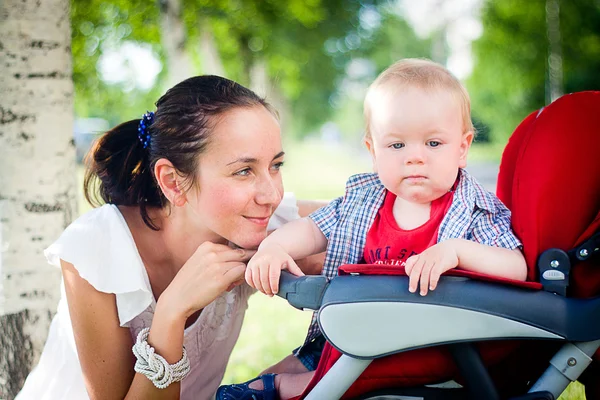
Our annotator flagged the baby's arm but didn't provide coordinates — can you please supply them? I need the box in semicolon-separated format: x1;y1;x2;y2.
246;217;327;296
451;239;526;280
405;240;526;296
407;194;527;296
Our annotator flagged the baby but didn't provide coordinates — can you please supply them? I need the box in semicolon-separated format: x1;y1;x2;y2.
217;58;527;400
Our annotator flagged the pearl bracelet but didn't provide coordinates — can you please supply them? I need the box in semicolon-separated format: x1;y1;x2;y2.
132;327;191;389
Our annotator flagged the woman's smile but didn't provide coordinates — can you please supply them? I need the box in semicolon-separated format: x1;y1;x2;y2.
244;215;271;226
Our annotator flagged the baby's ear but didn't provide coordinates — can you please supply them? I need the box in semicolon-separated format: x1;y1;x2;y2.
364;137;378;173
458;130;474;168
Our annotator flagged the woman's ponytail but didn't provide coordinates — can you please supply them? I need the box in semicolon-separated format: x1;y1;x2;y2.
84;119;163;229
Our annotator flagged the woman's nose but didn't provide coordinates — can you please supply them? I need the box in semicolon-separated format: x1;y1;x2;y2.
255;174;283;206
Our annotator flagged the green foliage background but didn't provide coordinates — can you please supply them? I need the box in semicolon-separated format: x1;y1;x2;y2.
72;0;600;145
468;0;600;142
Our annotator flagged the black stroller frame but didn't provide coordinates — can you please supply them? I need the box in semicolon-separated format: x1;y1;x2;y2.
276;231;600;400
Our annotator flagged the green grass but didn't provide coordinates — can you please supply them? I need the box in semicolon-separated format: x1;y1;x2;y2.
560;382;586;400
76;139;586;399
221;294;313;383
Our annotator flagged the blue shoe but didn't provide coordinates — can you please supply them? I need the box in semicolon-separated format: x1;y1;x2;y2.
216;373;278;400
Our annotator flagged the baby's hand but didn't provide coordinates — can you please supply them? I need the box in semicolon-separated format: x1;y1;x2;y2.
245;243;304;296
405;240;459;296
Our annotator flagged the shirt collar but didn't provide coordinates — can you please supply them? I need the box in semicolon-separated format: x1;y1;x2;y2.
455;168;497;213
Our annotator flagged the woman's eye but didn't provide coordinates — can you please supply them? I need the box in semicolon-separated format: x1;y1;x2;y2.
234;168;251;176
271;161;285;171
391;143;405;149
428;141;441;148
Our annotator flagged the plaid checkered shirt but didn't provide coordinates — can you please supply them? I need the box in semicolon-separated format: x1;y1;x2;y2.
296;168;522;362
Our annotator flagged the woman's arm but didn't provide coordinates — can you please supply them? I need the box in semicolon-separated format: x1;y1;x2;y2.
62;242;250;399
61;260;181;399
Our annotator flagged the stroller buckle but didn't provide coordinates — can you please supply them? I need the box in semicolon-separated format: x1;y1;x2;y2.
542;270;566;281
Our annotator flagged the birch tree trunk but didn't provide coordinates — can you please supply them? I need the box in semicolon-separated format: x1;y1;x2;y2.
158;0;195;88
0;0;76;397
199;22;225;76
250;59;290;132
545;0;563;103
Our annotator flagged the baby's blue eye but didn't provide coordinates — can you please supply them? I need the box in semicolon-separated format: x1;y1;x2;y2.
391;143;405;149
428;141;441;147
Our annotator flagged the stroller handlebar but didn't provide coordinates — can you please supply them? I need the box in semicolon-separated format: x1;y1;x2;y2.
276;271;328;310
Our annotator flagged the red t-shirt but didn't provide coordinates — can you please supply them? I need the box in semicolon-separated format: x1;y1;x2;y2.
363;189;454;266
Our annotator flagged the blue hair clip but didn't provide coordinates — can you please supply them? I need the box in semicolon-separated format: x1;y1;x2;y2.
137;111;155;149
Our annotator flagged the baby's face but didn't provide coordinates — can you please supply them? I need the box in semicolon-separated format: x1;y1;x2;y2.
366;86;473;204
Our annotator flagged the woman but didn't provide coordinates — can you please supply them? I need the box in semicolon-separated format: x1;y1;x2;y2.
17;75;323;400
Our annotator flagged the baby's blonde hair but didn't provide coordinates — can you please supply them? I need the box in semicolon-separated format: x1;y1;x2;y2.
364;58;474;139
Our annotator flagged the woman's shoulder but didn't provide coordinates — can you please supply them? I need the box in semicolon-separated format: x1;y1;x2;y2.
62;203;122;232
45;204;154;327
45;204;126;265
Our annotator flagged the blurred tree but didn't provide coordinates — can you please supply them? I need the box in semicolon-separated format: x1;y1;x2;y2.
546;0;563;103
329;6;433;142
71;0;164;125
159;0;195;88
468;0;600;143
71;0;385;136
353;7;433;74
0;0;76;397
183;0;383;136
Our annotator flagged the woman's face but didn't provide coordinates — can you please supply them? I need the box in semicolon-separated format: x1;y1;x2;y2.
186;105;284;249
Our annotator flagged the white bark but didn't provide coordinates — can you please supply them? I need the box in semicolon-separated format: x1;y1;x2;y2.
0;0;75;396
250;59;290;131
159;0;195;88
430;28;448;65
250;59;269;98
546;0;563;103
199;23;225;76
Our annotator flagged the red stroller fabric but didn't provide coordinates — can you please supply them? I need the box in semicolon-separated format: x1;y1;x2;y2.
497;91;600;297
297;91;600;399
496;91;600;397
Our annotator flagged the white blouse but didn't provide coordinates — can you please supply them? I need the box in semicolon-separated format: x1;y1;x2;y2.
16;194;299;400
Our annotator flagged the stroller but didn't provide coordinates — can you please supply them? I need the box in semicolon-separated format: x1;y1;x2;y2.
276;91;600;400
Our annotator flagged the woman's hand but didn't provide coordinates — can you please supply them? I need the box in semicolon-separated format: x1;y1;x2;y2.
160;242;255;320
405;240;459;296
245;242;305;296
